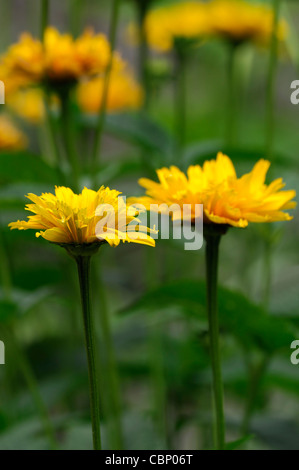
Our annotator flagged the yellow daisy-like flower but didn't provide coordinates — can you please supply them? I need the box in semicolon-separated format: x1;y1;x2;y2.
77;68;143;114
207;0;287;45
9;186;156;247
129;152;296;228
0;115;27;151
0;27;114;87
144;2;209;52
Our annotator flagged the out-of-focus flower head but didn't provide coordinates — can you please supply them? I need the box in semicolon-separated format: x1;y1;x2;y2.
6;87;60;125
0;114;27;151
77;67;143;114
129;153;296;228
9;186;156;248
0;27;118;90
144;2;210;52
207;0;288;46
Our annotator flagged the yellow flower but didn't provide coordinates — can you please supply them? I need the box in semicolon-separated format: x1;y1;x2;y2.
207;0;287;45
129;152;296;228
77;68;143;114
0;27;114;87
7;88;45;124
0;115;27;151
7;87;60;124
144;2;209;52
9;186;156;247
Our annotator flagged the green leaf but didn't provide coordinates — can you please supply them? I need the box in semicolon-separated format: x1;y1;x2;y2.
82;112;175;158
225;434;254;450
0;287;53;323
183;143;298;170
121;280;295;354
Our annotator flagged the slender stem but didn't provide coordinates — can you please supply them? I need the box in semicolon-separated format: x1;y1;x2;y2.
226;43;237;147
61;92;80;192
95;263;123;449
4;325;57;449
150;322;168;447
205;232;225;450
43;95;62;165
0;224;56;449
91;0;121;174
174;48;187;160
265;0;281;160
0;227;12;300
241;355;269;435
137;1;150;110
69;0;82;37
76;255;102;450
40;0;49;40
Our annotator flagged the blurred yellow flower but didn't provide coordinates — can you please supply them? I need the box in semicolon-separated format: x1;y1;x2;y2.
77;68;143;114
0;115;27;151
7;88;45;124
207;0;287;45
130;152;296;228
1;27;115;87
9;186;156;247
7;87;60;124
144;2;209;52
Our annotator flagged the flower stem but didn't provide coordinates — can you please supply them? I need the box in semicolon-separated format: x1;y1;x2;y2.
205;231;225;450
226;43;237;147
40;0;49;40
4;325;57;450
91;0;121;174
76;255;102;450
95;263;123;450
265;0;281;160
0;225;57;449
174;48;187;160
61;92;80;193
137;0;150;110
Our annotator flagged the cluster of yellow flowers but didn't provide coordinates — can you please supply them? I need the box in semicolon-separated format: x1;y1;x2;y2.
144;0;287;52
0;26;143;128
9;153;296;247
1;27;112;88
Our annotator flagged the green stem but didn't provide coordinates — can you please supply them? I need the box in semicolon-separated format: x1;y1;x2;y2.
43;94;63;167
61;92;80;192
0;227;12;300
241;355;269;436
76;255;102;450
0;225;56;449
265;0;281;160
69;0;82;36
205;232;225;450
4;325;57;449
137;1;150;110
91;0;121;175
226;43;237;147
174;48;187;160
150;322;168;447
41;0;49;40
95;264;123;450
